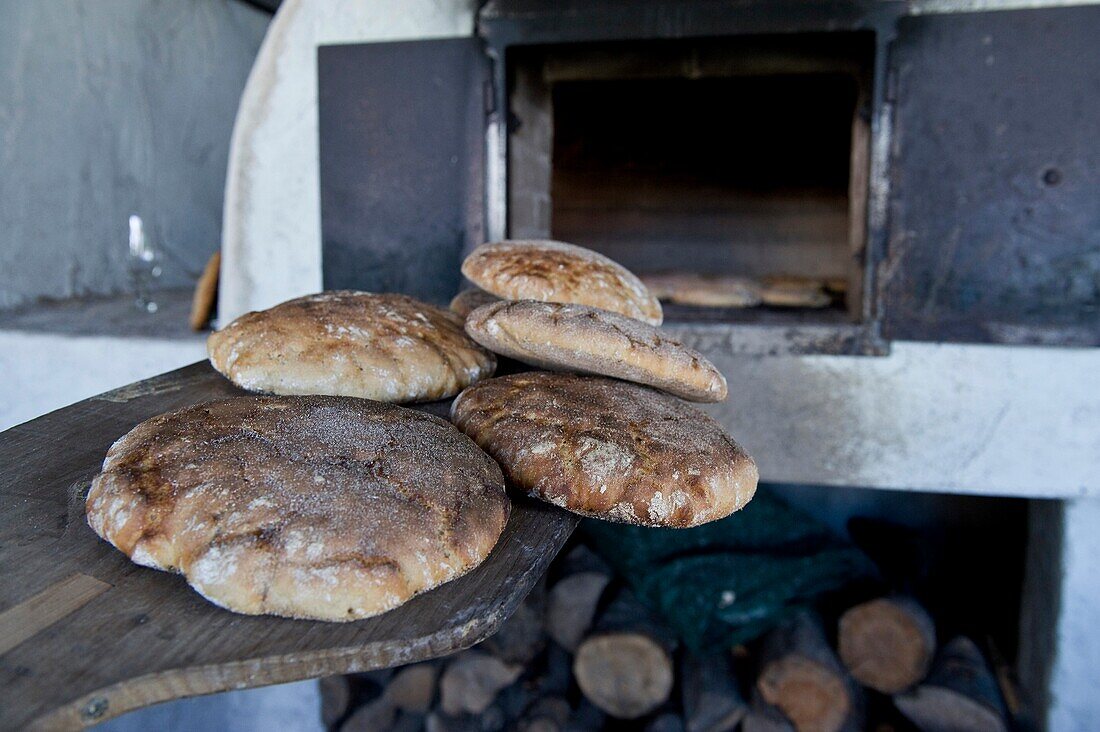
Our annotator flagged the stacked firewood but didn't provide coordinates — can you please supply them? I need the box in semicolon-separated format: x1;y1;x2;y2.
744;601;1014;732
321;542;1015;732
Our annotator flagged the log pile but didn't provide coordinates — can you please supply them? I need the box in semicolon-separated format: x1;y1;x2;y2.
755;611;862;732
573;588;677;720
321;543;1014;732
837;596;936;695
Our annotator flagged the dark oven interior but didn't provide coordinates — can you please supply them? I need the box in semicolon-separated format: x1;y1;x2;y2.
508;34;875;324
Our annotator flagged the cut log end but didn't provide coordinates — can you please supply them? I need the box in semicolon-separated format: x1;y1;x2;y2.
574;633;674;720
385;663;438;714
757;610;861;732
439;651;522;716
838;597;935;694
545;571;610;652
758;656;852;732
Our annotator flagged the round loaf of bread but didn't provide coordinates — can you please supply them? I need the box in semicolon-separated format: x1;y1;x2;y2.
207;291;496;402
449;287;501;318
86;395;510;621
465;300;727;402
640;272;763;308
758;276;832;308
461;240;663;325
451;373;757;527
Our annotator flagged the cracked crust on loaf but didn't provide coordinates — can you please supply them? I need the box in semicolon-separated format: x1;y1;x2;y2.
86;395;510;621
208;291;496;403
451;373;756;527
465;300;727;402
461;240;663;326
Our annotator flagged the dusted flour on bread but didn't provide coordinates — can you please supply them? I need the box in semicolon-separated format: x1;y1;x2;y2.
465;300;727;402
86;395;510;621
208;291;496;403
461;240;663;326
451;372;757;527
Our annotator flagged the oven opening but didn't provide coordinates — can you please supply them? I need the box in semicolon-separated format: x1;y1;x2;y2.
508;34;875;325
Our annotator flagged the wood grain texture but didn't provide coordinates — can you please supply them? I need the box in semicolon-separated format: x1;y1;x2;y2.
0;574;111;656
0;362;577;731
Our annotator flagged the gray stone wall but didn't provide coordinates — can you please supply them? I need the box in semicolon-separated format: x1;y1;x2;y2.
0;0;269;309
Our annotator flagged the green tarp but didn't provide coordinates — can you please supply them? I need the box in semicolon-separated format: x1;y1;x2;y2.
582;488;875;653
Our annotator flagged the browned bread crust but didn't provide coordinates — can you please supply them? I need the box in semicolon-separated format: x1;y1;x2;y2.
461;240;663;325
449;287;501;318
86;395;510;621
451;373;757;527
640;272;763;308
465;300;727;402
758;276;833;308
207;291;496;402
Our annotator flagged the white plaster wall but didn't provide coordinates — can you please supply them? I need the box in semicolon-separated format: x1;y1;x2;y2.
0;332;205;431
220;0;478;324
1046;498;1100;732
685;338;1100;499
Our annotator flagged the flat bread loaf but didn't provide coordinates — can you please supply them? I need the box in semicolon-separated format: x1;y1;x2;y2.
758;276;833;308
449;288;501;318
208;291;495;402
462;240;663;325
451;373;757;527
640;272;763;308
86;395;510;621
465;300;727;402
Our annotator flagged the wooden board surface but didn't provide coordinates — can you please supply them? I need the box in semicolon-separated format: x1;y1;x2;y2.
0;362;578;730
